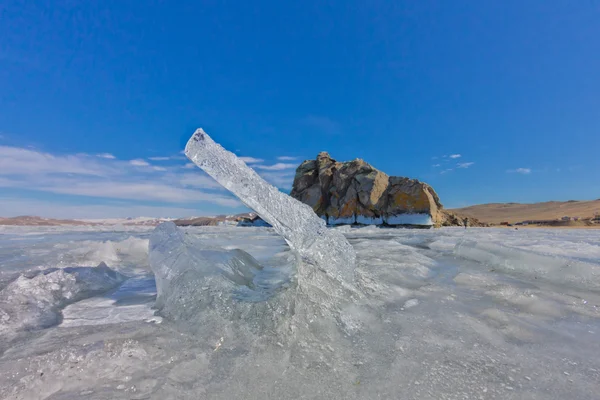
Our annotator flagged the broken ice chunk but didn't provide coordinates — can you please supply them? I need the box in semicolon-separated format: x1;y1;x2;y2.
149;222;264;308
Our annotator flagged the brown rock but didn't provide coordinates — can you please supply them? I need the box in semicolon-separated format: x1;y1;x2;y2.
439;211;487;227
291;153;446;227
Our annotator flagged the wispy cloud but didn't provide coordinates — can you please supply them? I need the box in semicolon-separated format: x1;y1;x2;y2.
0;144;305;218
457;162;475;168
179;173;223;189
440;169;453;174
148;156;170;161
129;159;150;167
239;156;264;164
254;163;297;171
277;156;299;161
0;146;110;176
96;153;116;159
302;115;341;135
258;170;296;189
432;164;441;168
507;168;532;174
0;197;222;219
0;145;243;214
449;154;461;159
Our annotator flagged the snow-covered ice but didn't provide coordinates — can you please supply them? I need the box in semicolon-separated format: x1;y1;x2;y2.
0;225;600;399
0;262;126;336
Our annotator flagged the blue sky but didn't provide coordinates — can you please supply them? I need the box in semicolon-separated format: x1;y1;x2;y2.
1;1;599;218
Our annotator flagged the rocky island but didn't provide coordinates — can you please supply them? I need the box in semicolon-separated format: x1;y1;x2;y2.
291;152;477;228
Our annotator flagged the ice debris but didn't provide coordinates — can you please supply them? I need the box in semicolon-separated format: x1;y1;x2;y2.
0;263;126;335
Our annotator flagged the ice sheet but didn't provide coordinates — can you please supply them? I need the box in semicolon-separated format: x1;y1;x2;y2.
0;225;599;400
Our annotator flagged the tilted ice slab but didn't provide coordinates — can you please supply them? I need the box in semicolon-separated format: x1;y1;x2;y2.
184;128;356;284
147;128;358;344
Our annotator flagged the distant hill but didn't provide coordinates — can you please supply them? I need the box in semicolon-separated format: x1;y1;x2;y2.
0;216;170;226
0;214;262;227
450;200;600;224
0;216;95;226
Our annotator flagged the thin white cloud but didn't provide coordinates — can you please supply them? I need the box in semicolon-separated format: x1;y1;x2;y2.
129;159;150;167
179;173;223;189
148;156;170;161
431;156;438;160
440;169;453;174
507;168;532;174
0;175;239;206
277;156;298;161
0;146;110;176
183;163;196;169
254;163;297;171
0;145;244;213
239;156;265;164
258;170;296;189
56;182;239;206
96;153;116;159
432;164;441;168
0;197;227;219
449;154;461;159
457;162;475;168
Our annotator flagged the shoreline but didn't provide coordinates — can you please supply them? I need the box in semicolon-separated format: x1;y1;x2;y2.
485;224;600;230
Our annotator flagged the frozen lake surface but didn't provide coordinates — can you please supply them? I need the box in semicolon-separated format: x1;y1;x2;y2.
1;225;599;399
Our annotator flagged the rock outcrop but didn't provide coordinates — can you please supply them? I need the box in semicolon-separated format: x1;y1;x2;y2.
291;152;444;227
439;211;487;227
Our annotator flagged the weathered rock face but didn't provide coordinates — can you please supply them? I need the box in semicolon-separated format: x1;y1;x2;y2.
439;211;487;228
291;152;444;227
